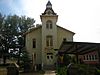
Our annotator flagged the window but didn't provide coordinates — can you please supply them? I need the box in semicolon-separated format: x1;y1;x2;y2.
46;53;53;59
33;39;36;48
63;38;67;42
46;36;53;47
51;56;53;59
89;55;91;60
91;55;94;60
83;56;85;60
47;55;53;59
34;53;36;60
47;56;49;59
94;55;97;60
85;55;98;61
46;20;52;29
86;55;88;60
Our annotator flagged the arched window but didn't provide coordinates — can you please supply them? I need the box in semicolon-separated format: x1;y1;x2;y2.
46;20;52;29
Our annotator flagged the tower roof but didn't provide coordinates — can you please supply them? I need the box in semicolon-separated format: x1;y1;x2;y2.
42;1;57;15
46;1;52;8
46;1;52;6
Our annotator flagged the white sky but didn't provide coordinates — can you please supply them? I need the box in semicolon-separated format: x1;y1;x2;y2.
1;0;100;43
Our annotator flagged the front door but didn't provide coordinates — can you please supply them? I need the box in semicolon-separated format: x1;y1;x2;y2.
46;54;53;65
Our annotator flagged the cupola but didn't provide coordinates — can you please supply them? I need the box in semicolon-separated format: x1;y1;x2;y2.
46;1;52;8
42;1;57;15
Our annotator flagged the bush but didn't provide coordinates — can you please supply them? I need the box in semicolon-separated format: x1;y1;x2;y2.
56;66;67;75
76;64;96;75
95;69;100;75
56;64;96;75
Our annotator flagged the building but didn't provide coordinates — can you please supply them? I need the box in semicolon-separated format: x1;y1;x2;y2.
24;1;74;69
58;41;100;65
79;51;99;65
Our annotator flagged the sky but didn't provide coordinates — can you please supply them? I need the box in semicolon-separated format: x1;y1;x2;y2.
0;0;100;43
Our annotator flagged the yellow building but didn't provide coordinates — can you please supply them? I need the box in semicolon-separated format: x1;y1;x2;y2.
24;1;75;69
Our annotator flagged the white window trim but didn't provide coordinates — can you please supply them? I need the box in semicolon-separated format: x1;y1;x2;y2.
83;55;98;61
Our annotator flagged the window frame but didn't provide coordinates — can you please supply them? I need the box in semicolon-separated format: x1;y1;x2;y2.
46;20;52;29
84;54;98;61
46;35;53;47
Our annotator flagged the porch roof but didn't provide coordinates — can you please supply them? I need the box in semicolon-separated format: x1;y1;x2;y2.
58;41;100;55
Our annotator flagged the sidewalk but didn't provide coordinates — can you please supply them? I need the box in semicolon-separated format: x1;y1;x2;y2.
20;70;56;75
44;70;56;75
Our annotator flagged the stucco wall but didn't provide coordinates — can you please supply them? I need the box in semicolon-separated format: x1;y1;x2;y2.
25;27;42;64
57;26;74;49
41;16;58;65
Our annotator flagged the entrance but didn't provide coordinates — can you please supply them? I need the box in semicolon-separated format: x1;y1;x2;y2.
46;53;53;65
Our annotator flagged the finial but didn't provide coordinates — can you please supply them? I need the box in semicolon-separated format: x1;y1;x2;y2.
46;0;52;8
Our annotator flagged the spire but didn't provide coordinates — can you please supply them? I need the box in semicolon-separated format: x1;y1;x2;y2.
41;0;57;15
46;1;52;8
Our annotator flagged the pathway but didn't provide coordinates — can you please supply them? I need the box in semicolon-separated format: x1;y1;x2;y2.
44;70;56;75
20;70;56;75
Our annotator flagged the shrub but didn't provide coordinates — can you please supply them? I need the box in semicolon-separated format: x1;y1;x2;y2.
95;69;100;75
56;66;67;75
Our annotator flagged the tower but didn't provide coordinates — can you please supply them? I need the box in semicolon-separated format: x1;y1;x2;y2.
40;1;58;68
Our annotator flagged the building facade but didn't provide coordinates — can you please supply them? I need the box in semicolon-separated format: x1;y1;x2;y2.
79;51;99;65
24;1;74;69
58;41;100;66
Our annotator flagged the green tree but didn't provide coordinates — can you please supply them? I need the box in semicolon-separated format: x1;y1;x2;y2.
63;54;71;66
0;13;35;64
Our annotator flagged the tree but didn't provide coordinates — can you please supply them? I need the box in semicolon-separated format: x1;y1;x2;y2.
0;13;8;64
0;13;35;64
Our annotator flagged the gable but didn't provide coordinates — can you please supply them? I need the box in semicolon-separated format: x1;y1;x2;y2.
57;25;75;35
57;25;75;48
23;26;42;36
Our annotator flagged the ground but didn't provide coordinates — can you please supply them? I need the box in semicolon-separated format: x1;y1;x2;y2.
0;68;56;75
20;70;56;75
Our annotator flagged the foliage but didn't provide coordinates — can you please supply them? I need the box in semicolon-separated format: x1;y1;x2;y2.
56;64;97;75
56;66;67;75
0;12;35;64
57;54;71;67
20;49;30;62
63;54;71;66
71;55;77;63
95;69;100;75
74;64;96;75
57;54;96;75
